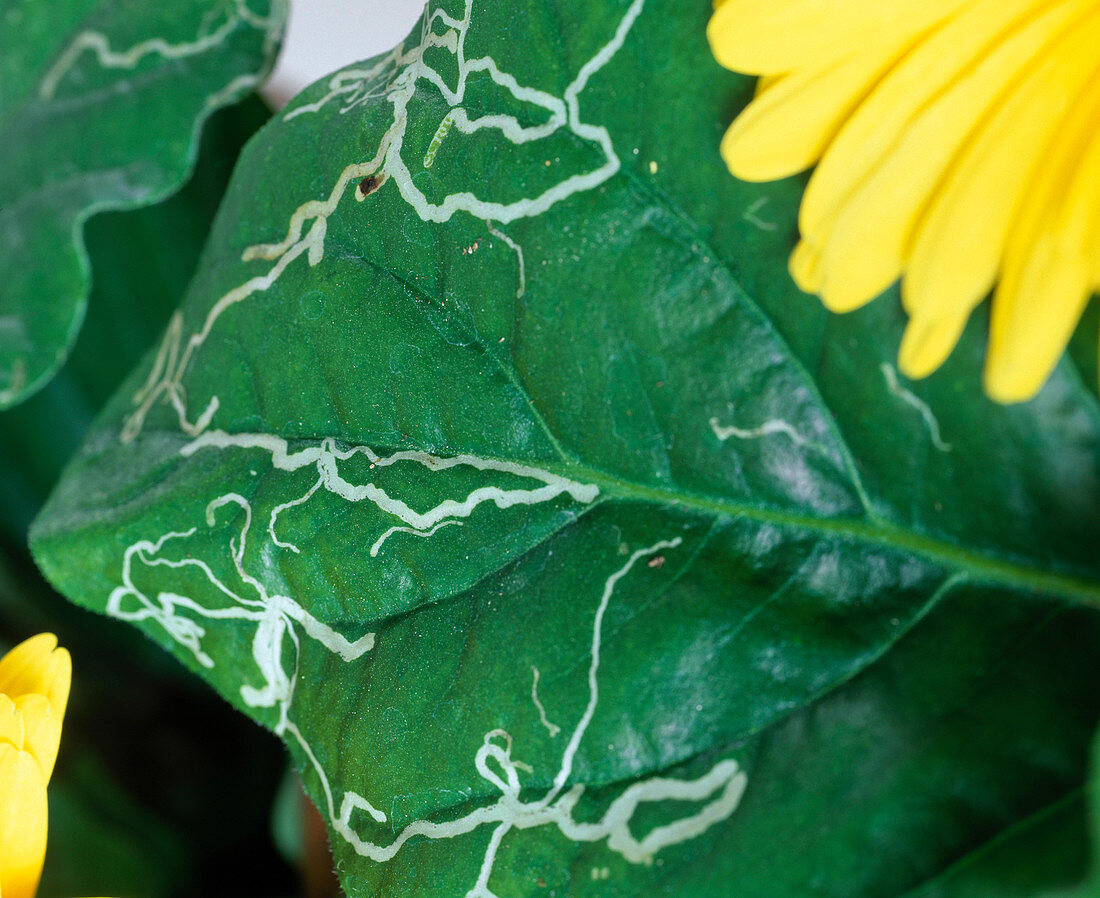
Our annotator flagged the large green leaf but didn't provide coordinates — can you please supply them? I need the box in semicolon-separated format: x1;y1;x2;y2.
0;0;284;409
31;1;1100;895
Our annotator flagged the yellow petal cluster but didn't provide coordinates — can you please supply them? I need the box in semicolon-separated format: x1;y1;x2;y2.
709;0;1100;402
0;634;71;898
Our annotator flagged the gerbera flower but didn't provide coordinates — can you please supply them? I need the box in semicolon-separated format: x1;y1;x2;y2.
708;0;1100;402
0;634;71;898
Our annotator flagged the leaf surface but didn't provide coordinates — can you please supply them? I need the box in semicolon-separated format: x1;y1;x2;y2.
31;1;1100;895
0;0;283;408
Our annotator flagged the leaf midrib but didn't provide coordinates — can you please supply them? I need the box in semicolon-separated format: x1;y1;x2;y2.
576;457;1100;607
84;425;1100;609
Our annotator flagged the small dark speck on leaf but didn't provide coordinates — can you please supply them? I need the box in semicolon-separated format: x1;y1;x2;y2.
358;175;381;198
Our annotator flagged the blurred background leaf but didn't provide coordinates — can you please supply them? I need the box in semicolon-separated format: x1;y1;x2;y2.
0;0;284;408
899;728;1100;898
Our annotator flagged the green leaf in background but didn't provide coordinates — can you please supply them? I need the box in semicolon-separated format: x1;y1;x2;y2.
899;728;1100;898
0;0;284;409
30;0;1100;895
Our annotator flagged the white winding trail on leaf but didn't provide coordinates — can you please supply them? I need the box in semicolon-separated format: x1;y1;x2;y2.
107;429;600;705
331;538;747;897
486;223;526;298
107;485;744;891
108;492;376;718
742;196;777;232
530;665;561;737
880;363;953;452
38;0;276;100
709;414;811;447
121;0;643;443
179;430;598;555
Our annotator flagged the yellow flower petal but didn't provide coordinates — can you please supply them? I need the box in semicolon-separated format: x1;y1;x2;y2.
790;239;823;298
0;696;24;751
0;743;49;898
905;8;1100;332
986;254;1092;403
798;0;1084;233
986;69;1100;401
710;0;1100;400
804;0;1091;308
722;54;904;182
899;313;973;380
14;694;62;782
0;634;71;721
707;0;963;75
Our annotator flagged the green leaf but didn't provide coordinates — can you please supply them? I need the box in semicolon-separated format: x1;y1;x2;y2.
0;0;284;409
30;1;1100;895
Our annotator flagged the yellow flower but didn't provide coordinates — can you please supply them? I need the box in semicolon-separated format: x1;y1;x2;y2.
708;0;1100;402
0;634;71;898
